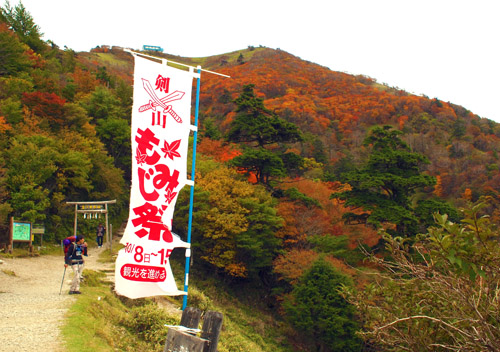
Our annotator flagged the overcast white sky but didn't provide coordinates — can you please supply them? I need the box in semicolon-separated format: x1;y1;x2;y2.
10;0;500;122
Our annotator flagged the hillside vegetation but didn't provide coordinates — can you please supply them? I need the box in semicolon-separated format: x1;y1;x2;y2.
1;3;500;351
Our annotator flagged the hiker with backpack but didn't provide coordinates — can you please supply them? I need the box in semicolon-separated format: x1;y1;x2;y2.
96;223;105;248
64;235;87;294
63;235;88;256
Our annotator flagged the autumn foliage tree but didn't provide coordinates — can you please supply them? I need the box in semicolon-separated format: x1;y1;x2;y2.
199;47;500;208
21;91;66;125
174;158;282;280
0;2;129;240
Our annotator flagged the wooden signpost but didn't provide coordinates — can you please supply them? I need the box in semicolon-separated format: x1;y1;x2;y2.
32;224;45;247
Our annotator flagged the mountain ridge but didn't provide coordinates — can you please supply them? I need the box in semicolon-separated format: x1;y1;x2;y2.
82;45;500;208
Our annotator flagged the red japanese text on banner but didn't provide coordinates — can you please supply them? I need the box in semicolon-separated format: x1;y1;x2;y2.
115;55;195;298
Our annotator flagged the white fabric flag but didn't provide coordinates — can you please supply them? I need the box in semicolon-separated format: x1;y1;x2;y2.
115;55;196;299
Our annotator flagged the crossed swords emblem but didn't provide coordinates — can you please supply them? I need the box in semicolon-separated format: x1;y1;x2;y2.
139;78;185;124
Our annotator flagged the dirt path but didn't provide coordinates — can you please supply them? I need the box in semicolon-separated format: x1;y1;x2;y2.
0;246;113;352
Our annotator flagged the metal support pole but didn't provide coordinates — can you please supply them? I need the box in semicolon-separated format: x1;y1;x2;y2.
182;66;201;310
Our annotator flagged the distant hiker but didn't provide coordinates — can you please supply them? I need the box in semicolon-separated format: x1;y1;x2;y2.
96;223;105;248
64;235;86;294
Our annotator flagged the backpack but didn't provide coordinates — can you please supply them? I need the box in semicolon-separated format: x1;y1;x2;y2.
63;236;76;254
64;236;88;256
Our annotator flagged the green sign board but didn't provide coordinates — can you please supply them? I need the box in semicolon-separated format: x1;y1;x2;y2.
13;222;31;241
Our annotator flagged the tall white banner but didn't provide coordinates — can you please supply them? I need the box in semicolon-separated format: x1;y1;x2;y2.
115;55;196;299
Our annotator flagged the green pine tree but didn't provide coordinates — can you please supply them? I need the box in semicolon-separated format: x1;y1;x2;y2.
284;257;361;352
227;84;303;185
1;1;45;52
333;125;435;236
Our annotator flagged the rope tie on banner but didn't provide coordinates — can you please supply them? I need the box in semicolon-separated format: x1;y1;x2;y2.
124;49;231;78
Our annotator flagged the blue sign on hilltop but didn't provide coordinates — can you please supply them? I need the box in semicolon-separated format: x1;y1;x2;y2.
143;45;164;52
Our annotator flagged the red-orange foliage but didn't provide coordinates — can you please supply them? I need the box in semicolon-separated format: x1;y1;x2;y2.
280;179;345;231
273;248;356;285
18;106;45;135
200;49;436;140
273;249;319;284
195;47;500;226
196;138;241;162
275;202;308;248
276;177;380;248
72;66;99;94
398;114;409;130
199;48;489;149
21;91;66;124
434;174;443;197
0;116;11;133
462;188;473;201
25;48;45;69
346;225;380;248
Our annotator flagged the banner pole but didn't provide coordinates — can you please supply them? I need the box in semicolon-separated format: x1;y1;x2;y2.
124;49;230;78
182;66;201;310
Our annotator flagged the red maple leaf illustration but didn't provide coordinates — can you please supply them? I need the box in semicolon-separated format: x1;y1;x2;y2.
161;139;181;160
135;147;147;165
164;188;178;204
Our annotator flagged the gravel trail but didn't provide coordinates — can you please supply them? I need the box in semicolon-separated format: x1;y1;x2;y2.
0;247;112;352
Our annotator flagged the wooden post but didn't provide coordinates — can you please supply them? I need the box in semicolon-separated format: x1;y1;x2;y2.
8;217;13;254
163;329;208;352
73;204;78;237
105;203;111;252
201;311;223;352
180;307;202;330
163;309;223;352
29;222;33;254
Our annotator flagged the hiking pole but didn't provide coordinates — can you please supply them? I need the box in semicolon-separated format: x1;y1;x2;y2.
59;266;66;295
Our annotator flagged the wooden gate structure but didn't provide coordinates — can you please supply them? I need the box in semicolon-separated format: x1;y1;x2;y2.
66;200;116;250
